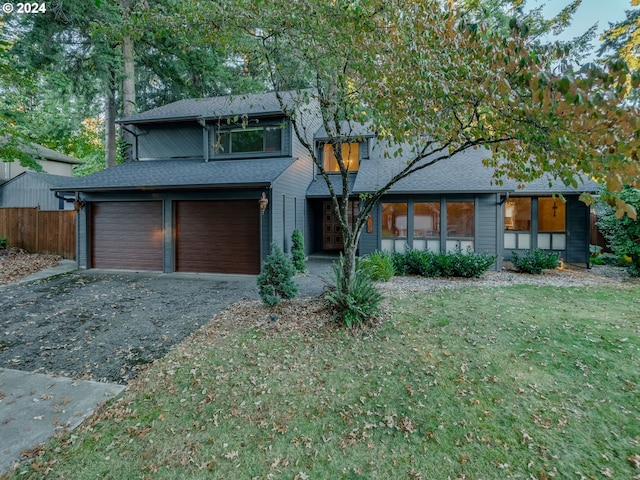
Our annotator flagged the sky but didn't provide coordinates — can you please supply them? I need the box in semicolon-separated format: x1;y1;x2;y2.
537;0;635;58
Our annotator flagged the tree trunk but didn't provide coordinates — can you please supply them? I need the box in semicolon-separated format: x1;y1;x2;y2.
120;0;136;161
104;89;117;168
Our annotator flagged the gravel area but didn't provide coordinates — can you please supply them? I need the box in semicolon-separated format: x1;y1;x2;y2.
0;271;258;383
0;254;636;386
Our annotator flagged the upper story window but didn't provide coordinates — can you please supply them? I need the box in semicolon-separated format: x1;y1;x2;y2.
214;125;282;156
323;143;359;172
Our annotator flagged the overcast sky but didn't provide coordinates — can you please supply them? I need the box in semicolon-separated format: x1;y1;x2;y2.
540;0;634;44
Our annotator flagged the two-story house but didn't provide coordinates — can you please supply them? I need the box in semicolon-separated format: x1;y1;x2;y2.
54;91;596;274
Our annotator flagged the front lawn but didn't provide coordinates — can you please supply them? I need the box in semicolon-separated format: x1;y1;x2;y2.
9;285;640;479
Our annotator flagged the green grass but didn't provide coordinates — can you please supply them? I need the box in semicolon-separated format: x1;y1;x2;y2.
8;285;640;480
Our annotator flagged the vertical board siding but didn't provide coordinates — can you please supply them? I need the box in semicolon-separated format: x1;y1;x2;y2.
138;125;202;160
0;207;75;258
475;194;498;256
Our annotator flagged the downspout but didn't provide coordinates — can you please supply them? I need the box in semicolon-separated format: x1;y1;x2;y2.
120;125;141;161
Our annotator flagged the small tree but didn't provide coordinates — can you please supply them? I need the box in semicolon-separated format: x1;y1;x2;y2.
596;186;640;276
257;243;299;306
291;228;307;273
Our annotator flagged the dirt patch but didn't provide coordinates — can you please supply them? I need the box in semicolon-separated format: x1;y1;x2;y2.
0;270;257;384
0;248;62;285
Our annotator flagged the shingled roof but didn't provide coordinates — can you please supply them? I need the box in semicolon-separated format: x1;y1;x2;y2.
350;139;598;195
118;90;315;125
52;158;296;192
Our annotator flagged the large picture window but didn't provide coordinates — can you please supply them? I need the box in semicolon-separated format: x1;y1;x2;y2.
504;197;531;250
538;197;566;250
215;126;282;155
413;202;440;252
381;202;407;252
323;143;359;172
446;201;474;252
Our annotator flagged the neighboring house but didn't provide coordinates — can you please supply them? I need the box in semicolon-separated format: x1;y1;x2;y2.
0;140;82;210
0;140;82;181
0;171;77;210
53;91;597;275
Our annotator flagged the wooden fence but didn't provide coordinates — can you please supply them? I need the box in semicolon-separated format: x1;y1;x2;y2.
0;207;76;259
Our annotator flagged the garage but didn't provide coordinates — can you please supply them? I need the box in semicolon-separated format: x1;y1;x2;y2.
174;200;260;274
90;201;163;271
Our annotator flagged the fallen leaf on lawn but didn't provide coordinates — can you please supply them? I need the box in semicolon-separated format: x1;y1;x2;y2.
224;450;238;459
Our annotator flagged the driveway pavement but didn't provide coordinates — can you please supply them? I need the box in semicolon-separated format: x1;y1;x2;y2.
0;255;335;473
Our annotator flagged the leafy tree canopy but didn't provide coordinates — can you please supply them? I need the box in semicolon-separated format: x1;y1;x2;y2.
214;0;639;299
600;0;640;103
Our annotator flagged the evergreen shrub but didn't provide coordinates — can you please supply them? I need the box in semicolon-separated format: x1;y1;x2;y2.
257;243;299;306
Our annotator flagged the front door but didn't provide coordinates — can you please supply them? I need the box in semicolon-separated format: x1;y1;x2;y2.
322;200;359;250
323;201;343;250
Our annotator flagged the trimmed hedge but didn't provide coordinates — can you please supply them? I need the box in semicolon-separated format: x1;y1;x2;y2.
381;247;496;279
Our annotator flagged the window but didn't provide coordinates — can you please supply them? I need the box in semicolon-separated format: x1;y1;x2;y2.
214;126;282;155
381;202;407;252
538;197;566;251
413;202;440;253
504;198;531;231
538;197;565;232
446;201;474;252
323;143;359;172
504;197;531;250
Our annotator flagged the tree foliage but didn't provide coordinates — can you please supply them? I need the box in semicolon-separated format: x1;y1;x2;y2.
600;0;640;103
1;0;267;171
218;0;640;306
596;186;640;276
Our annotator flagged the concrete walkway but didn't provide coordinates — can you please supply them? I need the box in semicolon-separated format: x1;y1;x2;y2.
0;368;123;473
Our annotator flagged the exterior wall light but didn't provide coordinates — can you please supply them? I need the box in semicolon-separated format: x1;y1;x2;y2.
259;192;269;214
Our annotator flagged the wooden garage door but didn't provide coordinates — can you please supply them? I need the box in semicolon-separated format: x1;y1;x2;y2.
175;200;259;274
91;201;163;271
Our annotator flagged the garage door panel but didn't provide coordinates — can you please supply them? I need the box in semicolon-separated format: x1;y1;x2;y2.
175;200;259;274
91;201;163;271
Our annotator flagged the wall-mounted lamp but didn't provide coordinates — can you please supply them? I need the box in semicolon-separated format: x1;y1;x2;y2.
258;192;269;214
73;198;85;211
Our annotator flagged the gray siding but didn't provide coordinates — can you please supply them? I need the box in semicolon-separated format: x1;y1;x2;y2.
566;195;590;264
0;175;67;210
475;194;499;256
137;125;202;160
358;202;379;255
271;138;315;254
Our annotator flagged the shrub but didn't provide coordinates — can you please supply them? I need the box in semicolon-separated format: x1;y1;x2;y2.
325;255;383;328
596;186;640;276
360;251;395;281
510;248;561;274
391;251;409;276
0;236;8;249
391;247;496;278
291;229;307;273
404;248;439;277
257;243;299;306
436;247;497;278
